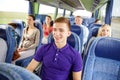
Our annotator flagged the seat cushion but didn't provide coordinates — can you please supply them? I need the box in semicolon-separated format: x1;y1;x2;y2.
0;38;7;62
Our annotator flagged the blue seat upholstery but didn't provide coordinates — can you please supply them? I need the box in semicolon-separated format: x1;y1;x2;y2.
68;16;75;25
88;23;102;30
87;27;99;41
82;18;89;27
0;25;16;63
87;18;95;27
0;63;41;80
11;20;25;45
48;32;81;53
35;20;43;49
16;56;34;67
82;37;120;80
71;25;83;49
35;14;47;25
0;38;7;62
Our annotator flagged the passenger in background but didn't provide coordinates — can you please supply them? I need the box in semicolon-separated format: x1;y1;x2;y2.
83;24;111;58
12;14;40;64
75;16;89;46
94;19;101;24
42;15;53;44
97;24;111;37
26;17;83;80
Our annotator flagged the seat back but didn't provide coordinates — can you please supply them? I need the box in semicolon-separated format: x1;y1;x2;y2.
87;27;99;41
68;16;75;25
0;38;7;62
82;37;120;80
11;20;25;45
71;25;83;48
82;18;89;27
48;32;81;53
34;20;43;48
0;63;41;80
35;14;47;25
88;23;102;30
0;25;16;63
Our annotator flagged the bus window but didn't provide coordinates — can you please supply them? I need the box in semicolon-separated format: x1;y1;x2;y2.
100;4;107;24
65;10;71;17
111;0;120;38
0;0;28;24
39;4;56;19
57;8;64;18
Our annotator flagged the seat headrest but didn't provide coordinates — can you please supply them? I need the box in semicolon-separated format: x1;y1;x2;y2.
71;25;82;35
90;24;102;29
91;27;99;37
0;28;7;41
12;20;25;28
35;14;47;24
67;33;76;48
48;32;79;49
95;37;120;61
34;21;42;29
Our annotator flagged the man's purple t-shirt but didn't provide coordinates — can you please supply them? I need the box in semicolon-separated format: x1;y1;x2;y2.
34;42;82;80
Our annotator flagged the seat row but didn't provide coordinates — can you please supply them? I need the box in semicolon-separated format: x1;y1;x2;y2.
0;17;120;79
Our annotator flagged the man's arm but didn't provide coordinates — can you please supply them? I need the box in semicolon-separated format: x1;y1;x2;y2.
26;59;40;72
73;71;82;80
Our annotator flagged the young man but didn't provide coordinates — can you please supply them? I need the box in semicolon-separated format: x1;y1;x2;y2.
26;17;83;80
75;16;89;45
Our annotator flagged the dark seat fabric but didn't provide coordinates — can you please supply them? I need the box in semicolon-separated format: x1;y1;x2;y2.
71;25;83;49
87;27;99;41
11;20;25;45
88;23;102;30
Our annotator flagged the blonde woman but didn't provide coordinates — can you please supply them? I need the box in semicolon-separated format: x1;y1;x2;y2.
97;24;111;37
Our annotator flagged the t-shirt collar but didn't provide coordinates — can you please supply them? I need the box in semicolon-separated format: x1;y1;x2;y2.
53;42;69;52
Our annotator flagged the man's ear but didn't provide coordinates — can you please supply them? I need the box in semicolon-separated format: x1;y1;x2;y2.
68;31;71;37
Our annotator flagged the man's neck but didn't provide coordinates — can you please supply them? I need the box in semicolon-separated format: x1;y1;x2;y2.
55;42;66;49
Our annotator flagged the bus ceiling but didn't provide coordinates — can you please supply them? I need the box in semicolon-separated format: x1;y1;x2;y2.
27;0;84;11
27;0;108;12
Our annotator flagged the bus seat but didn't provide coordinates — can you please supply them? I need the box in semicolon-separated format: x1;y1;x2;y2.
82;37;120;80
0;63;41;80
82;18;89;27
35;20;43;48
16;56;34;67
87;18;95;26
68;16;75;25
0;38;7;62
88;23;101;30
35;14;47;25
0;25;16;63
0;28;7;41
87;27;99;41
11;20;25;45
48;32;81;53
71;25;83;49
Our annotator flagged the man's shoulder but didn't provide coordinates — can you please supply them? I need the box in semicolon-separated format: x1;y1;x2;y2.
67;45;80;55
